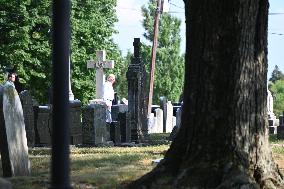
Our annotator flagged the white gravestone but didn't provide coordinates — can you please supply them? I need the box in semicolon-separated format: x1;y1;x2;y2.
165;101;173;133
155;108;164;133
147;113;157;133
1;84;30;176
267;89;276;120
87;50;114;99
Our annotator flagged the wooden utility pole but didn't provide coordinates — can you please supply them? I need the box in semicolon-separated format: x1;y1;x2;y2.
147;0;162;115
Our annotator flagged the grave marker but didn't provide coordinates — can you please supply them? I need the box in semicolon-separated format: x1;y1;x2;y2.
0;84;30;176
126;38;148;142
87;50;114;99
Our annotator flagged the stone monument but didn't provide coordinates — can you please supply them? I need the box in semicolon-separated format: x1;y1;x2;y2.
126;38;148;142
87;50;115;99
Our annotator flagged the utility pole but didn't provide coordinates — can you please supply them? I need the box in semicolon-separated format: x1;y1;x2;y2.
147;0;162;115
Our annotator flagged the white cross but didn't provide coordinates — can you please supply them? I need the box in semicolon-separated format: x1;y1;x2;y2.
87;50;114;99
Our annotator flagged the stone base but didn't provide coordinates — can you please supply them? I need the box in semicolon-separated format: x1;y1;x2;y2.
269;126;277;134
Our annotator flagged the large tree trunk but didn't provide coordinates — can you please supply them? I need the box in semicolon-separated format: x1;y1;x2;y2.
126;0;284;188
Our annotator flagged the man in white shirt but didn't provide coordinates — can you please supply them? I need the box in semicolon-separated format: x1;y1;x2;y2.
103;74;115;123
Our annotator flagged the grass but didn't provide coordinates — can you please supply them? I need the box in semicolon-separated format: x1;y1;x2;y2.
3;134;170;189
1;134;284;189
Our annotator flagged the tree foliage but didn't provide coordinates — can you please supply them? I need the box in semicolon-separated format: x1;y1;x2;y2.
269;65;284;83
269;79;284;117
0;0;126;104
140;0;185;104
0;0;52;102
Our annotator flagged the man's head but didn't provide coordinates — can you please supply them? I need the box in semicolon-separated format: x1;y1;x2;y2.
8;73;16;83
107;74;115;84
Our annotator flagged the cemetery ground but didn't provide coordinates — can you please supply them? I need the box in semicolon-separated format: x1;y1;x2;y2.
1;133;284;189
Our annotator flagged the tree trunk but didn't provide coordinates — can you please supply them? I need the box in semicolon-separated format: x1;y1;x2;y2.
126;0;284;188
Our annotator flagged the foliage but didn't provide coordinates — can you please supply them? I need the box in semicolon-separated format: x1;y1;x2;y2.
71;0;127;104
0;0;52;102
139;0;185;104
0;0;126;104
269;65;284;83
269;79;284;117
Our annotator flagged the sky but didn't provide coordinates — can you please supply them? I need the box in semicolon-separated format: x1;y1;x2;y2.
113;0;284;78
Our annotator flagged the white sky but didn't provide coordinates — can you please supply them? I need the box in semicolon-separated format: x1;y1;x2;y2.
114;0;284;78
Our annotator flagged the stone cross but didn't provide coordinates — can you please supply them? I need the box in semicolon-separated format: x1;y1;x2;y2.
87;50;114;99
133;38;141;58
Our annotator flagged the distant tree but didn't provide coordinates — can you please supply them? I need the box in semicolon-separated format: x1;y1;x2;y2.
269;65;284;83
70;0;125;104
140;0;185;104
127;0;284;188
0;0;125;104
270;79;284;117
0;0;52;103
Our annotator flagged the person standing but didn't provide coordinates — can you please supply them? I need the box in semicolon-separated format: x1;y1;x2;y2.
4;72;16;88
103;74;115;123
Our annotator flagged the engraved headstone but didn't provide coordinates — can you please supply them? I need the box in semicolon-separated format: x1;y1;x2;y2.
19;90;36;147
82;104;108;145
69;100;82;145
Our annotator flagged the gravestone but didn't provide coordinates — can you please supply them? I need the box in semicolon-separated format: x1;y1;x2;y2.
19;90;36;147
118;112;131;143
147;113;157;133
34;105;52;146
160;96;167;132
111;104;128;122
126;38;148;142
267;89;275;120
155;108;164;133
165;101;173;133
87;50;115;99
0;84;30;176
69;100;82;145
82;104;108;145
176;108;182;128
109;122;121;144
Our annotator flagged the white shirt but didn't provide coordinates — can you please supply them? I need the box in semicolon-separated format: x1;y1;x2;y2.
103;81;114;107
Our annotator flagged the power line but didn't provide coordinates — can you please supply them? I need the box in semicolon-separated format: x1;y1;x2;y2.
270;32;284;36
169;2;184;9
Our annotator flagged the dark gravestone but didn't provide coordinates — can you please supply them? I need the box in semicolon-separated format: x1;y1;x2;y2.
110;122;121;144
160;96;167;132
82;104;108;145
279;115;283;126
34;106;52;146
69;100;82;145
277;126;284;139
111;104;128;121
19;90;37;147
126;38;148;143
0;84;30;176
118;112;131;143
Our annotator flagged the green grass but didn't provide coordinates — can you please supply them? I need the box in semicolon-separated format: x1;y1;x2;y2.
4;144;169;189
2;134;284;189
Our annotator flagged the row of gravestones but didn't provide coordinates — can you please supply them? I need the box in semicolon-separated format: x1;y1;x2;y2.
148;99;182;134
20;90;131;146
270;112;284;139
20;91;182;147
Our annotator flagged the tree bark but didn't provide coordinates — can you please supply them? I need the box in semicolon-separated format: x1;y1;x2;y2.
125;0;284;188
